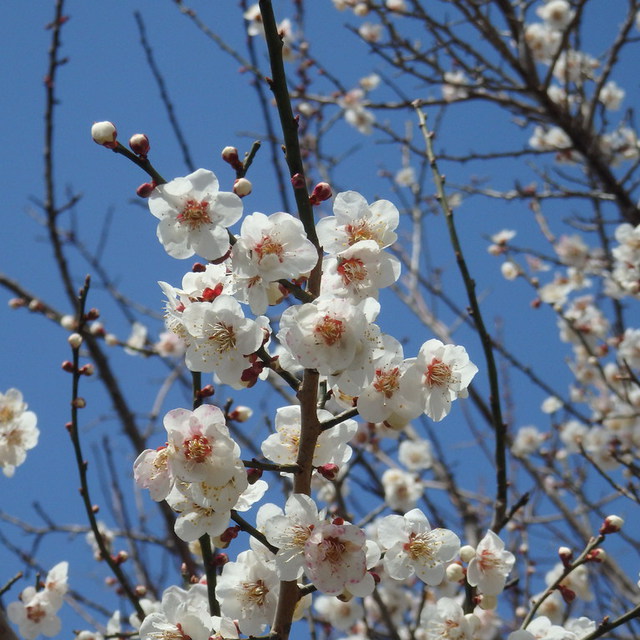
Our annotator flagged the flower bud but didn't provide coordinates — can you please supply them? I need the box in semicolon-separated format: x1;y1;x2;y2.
8;297;26;309
558;546;573;567
135;585;147;597
317;463;340;481
600;515;624;535
228;406;253;422
60;314;76;330
136;181;157;198
68;333;83;349
129;133;150;157
558;584;576;604
587;548;606;563
28;299;43;312
73;397;87;409
61;360;75;373
459;545;476;563
291;172;306;189
446;563;464;582
197;384;215;399
309;182;332;205
213;552;229;567
105;333;119;346
233;177;252;197
246;467;263;484
91;121;118;148
221;146;241;169
79;363;95;376
89;321;105;336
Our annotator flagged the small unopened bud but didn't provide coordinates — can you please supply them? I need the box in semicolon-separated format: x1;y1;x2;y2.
228;406;253;422
114;550;129;564
89;322;105;337
587;548;606;563
221;146;242;170
332;517;345;526
91;504;100;513
136;181;157;198
459;545;476;563
73;397;87;408
446;563;464;582
558;546;573;567
68;333;83;349
105;576;117;586
105;333;119;346
600;515;624;535
28;299;43;312
79;363;95;376
86;308;100;321
317;463;339;481
60;314;76;330
91;121;118;148
233;177;252;197
291;172;306;189
309;182;332;205
192;262;207;272
213;552;229;567
61;360;75;373
558;584;576;603
246;467;263;484
129;133;150;157
135;585;147;597
197;384;215;399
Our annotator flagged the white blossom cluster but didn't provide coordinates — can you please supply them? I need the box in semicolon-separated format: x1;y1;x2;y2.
0;388;39;477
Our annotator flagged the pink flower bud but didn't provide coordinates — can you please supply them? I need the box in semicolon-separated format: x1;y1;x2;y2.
91;121;118;148
79;363;94;376
136;181;157;198
600;515;624;535
587;548;606;562
67;333;83;349
228;406;253;422
192;262;207;272
61;360;75;373
129;133;150;157
233;177;252;197
558;584;576;604
221;146;240;168
197;384;215;399
291;172;306;189
309;182;332;205
213;552;229;567
317;463;339;481
8;298;26;309
246;467;263;484
558;546;573;567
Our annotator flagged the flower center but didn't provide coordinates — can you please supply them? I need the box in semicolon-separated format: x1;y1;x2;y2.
337;257;367;286
0;406;15;423
373;366;401;398
242;579;268;607
183;434;212;463
208;322;237;353
425;358;453;387
322;535;347;565
345;219;376;245
26;603;47;623
314;315;345;346
478;549;505;572
404;531;438;563
254;235;284;263
177;199;212;230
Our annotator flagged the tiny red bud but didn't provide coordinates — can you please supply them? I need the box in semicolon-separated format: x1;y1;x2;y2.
246;467;263;484
135;585;147;597
219;526;241;544
332;517;344;526
587;548;606;562
558;546;573;567
291;173;306;189
61;360;75;373
85;308;100;321
309;182;332;205
197;384;215;399
136;181;157;198
558;584;576;603
129;133;150;157
317;463;339;481
600;515;624;535
92;504;100;513
79;363;95;376
213;553;229;567
192;262;207;272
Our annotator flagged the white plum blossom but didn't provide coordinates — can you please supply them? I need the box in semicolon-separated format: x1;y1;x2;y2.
381;468;424;512
7;562;68;640
181;296;265;386
277;294;381;381
232;211;318;314
401;339;478;422
466;530;516;595
138;584;212;640
511;426;546;457
339;89;375;135
216;549;279;636
377;509;460;585
321;239;401;302
536;0;574;30
264;493;322;580
0;388;39;477
317;190;399;254
356;334;421;424
398;438;434;471
133;445;174;502
314;594;364;631
599;81;625;111
304;520;375;596
524;23;562;62
421;597;480;640
261;404;357;468
442;70;469;102
148;168;242;260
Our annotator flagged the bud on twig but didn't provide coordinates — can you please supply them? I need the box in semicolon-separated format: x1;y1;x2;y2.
233;177;252;197
600;515;624;535
136;181;157;198
129;133;150;158
91;121;118;148
317;463;339;481
246;467;263;484
309;182;332;205
558;546;573;567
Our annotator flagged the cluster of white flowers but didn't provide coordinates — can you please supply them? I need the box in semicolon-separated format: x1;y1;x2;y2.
134;405;266;542
0;388;39;477
7;562;68;640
